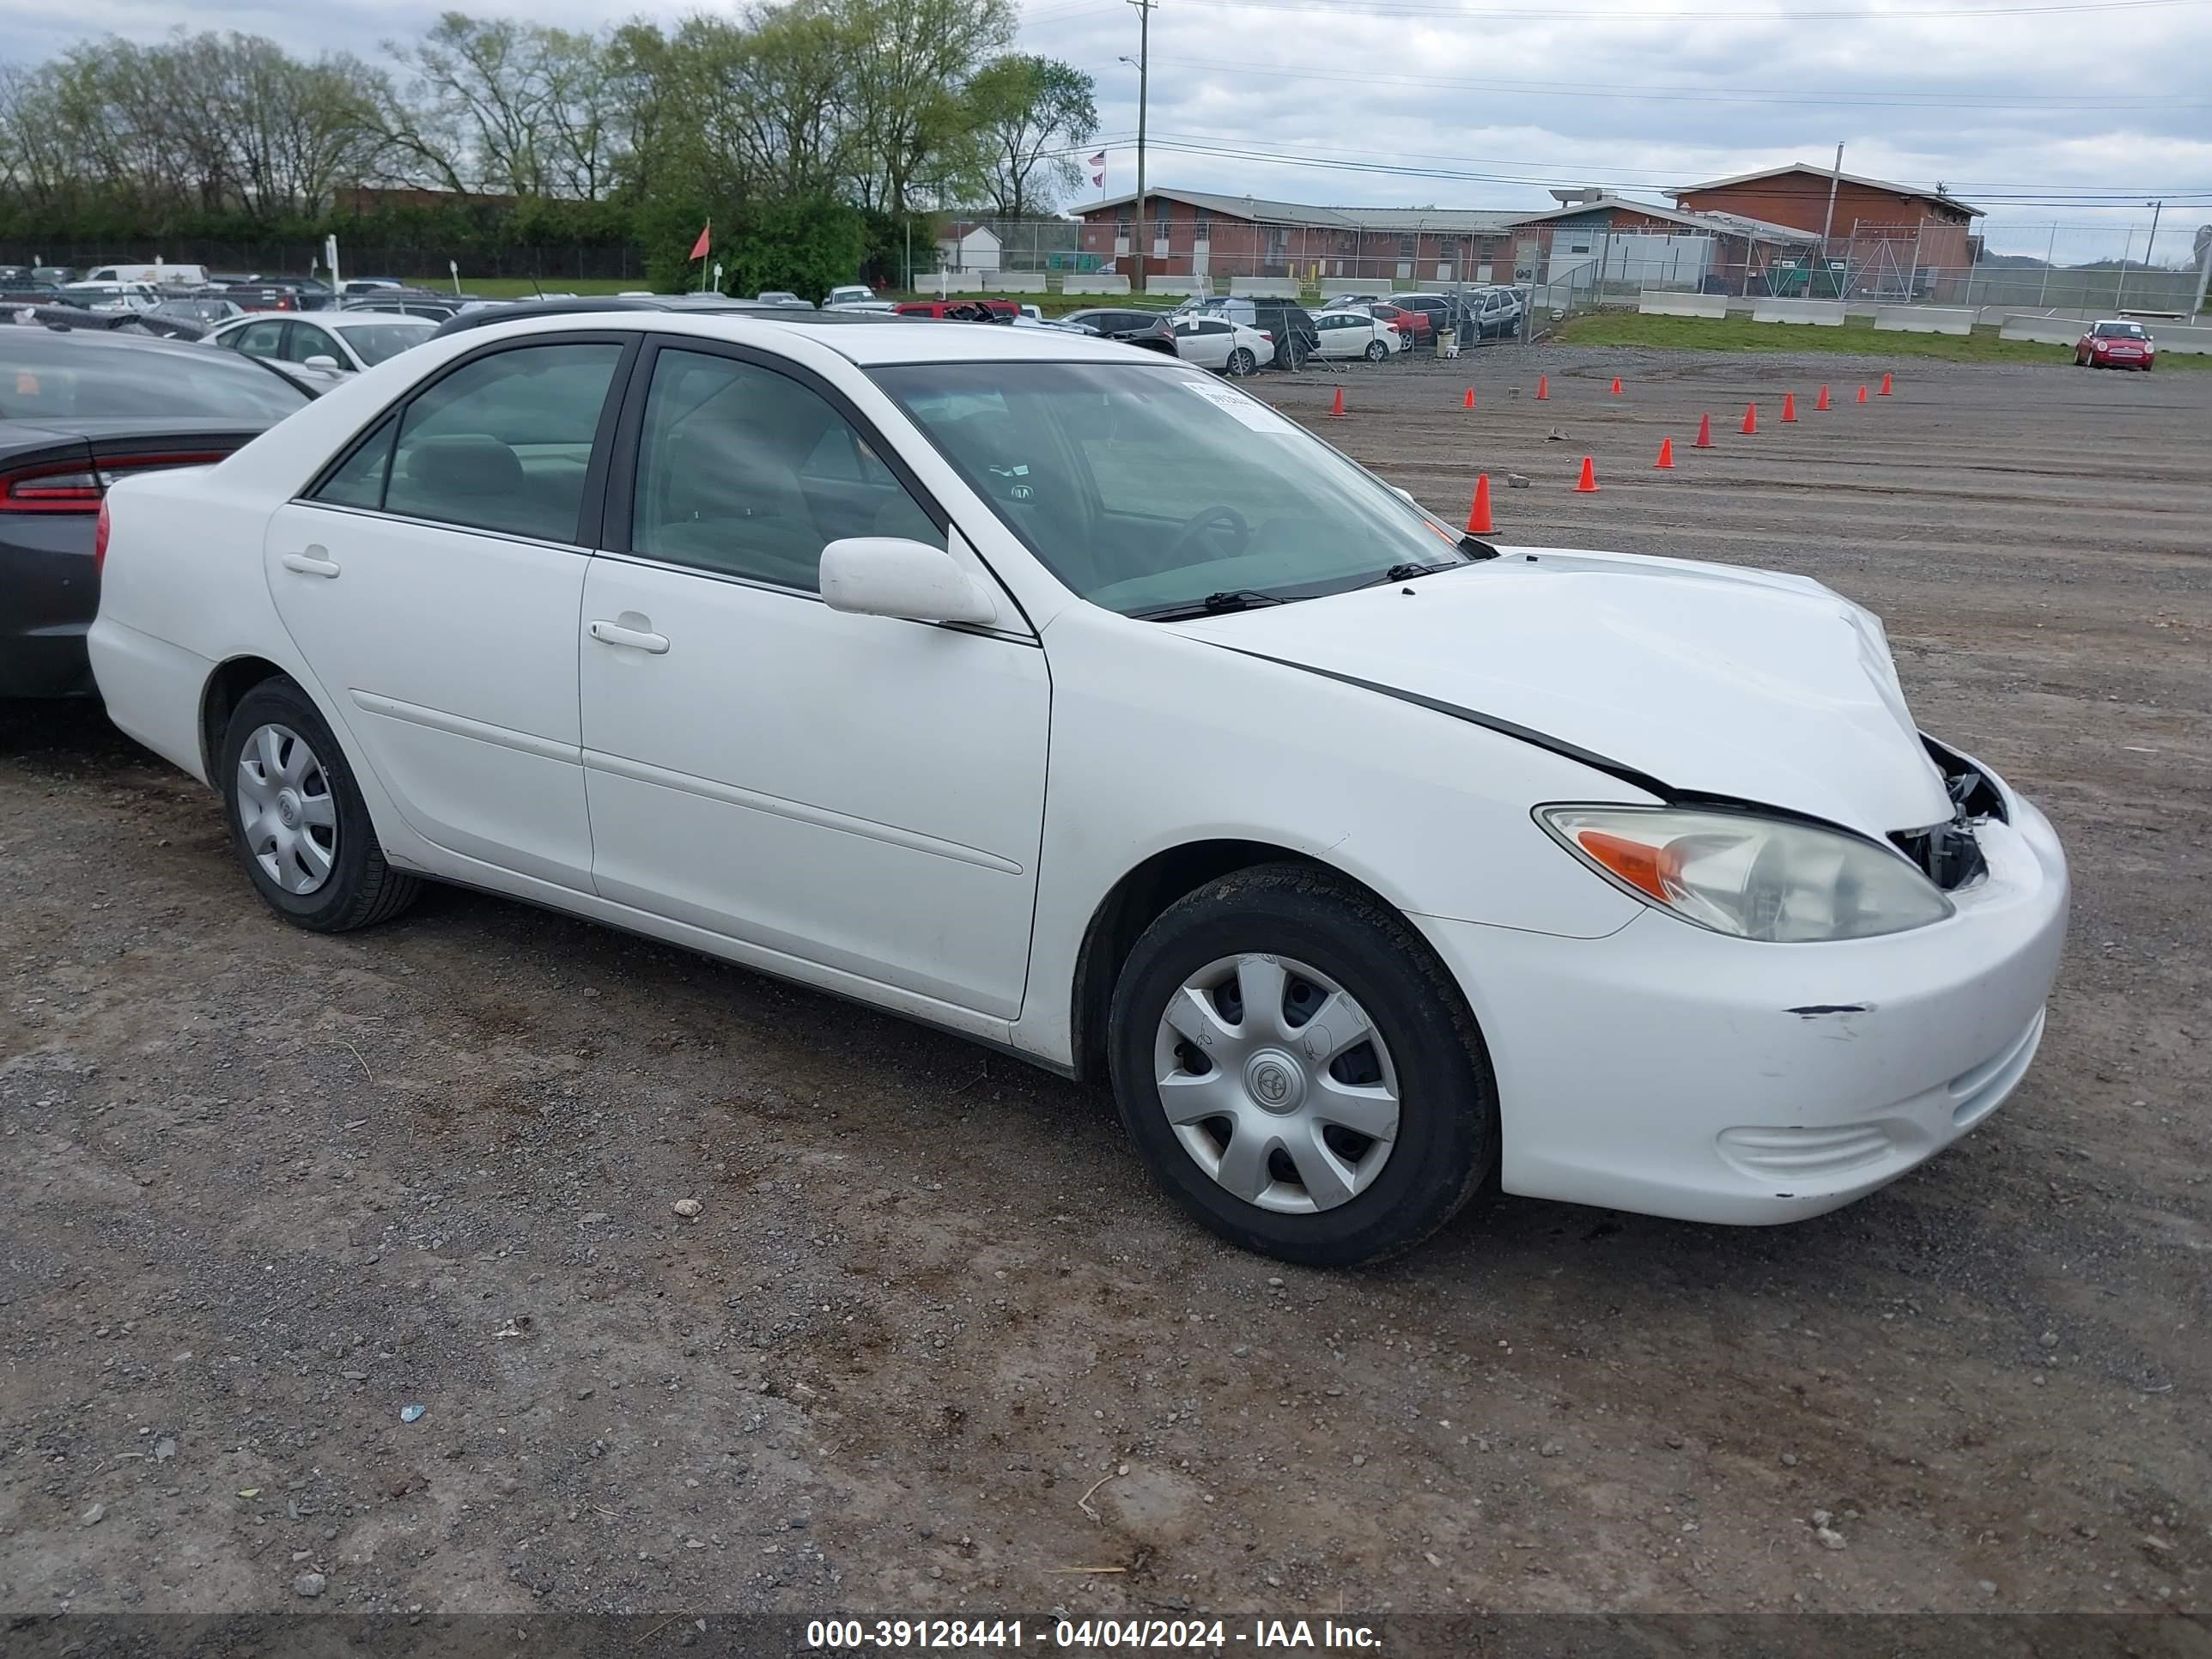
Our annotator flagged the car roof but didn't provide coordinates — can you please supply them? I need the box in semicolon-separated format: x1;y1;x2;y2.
313;311;440;331
436;307;1164;368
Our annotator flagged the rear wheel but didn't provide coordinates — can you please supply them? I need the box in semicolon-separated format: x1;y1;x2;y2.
1108;864;1498;1266
219;678;421;933
1227;347;1256;377
1364;340;1389;362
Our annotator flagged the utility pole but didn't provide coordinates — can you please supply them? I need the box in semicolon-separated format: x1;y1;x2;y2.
1816;142;1844;297
2142;198;2164;309
1130;0;1156;295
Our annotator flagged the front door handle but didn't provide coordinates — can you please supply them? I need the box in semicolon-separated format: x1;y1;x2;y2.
281;549;340;578
589;619;670;655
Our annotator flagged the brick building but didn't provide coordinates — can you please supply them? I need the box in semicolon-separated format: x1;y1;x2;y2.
1074;189;1520;284
1501;190;1820;294
1672;163;1982;298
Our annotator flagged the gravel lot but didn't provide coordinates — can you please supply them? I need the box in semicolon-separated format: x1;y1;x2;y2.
2;345;2207;1635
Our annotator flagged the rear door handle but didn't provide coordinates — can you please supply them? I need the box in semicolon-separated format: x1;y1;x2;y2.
281;549;340;578
589;619;670;655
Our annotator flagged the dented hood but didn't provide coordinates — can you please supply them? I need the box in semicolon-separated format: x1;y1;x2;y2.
1172;546;1955;838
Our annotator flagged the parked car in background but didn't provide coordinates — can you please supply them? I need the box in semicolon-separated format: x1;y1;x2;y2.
88;312;2068;1266
31;267;78;287
824;285;895;313
84;263;210;288
1467;287;1524;340
218;283;307;313
2075;319;2155;370
148;295;246;329
1188;299;1321;368
1171;314;1273;375
1321;293;1385;310
893;298;1021;321
757;291;817;308
1310;309;1402;362
1;328;312;698
1364;301;1429;352
61;282;158;313
1386;292;1456;338
206;310;439;375
1060;307;1181;355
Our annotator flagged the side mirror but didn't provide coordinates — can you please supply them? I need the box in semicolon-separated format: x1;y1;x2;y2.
820;538;999;625
303;355;341;370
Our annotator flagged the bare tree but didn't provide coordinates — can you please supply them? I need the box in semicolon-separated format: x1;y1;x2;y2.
967;54;1096;219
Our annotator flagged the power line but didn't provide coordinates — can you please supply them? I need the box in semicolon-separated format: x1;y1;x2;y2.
1145;54;2209;111
1174;0;2201;16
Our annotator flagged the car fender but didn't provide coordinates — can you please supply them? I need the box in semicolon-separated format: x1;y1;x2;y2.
1010;603;1648;1066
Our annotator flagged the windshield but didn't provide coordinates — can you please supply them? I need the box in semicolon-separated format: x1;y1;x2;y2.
2094;321;2147;338
340;321;435;364
873;362;1474;616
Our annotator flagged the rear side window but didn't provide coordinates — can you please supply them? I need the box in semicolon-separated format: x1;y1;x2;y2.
381;343;622;543
313;413;399;510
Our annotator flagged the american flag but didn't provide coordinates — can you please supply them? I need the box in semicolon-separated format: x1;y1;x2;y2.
1088;151;1107;190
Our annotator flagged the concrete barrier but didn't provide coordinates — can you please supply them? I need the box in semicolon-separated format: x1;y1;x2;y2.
1319;278;1394;299
976;270;1048;294
1638;292;1729;319
1999;314;2087;347
1060;275;1130;296
1875;306;1975;335
1137;277;1206;298
1230;277;1302;299
1750;298;1846;326
2151;324;2212;356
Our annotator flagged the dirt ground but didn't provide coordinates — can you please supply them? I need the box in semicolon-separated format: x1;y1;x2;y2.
2;343;2208;1640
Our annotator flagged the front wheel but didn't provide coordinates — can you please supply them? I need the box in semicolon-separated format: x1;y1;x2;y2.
219;677;421;933
1226;347;1255;377
1108;864;1498;1266
1365;340;1389;362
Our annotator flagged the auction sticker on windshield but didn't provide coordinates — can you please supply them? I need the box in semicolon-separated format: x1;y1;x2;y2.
1176;379;1297;434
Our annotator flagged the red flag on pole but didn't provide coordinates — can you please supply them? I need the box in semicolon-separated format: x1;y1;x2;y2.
689;223;711;260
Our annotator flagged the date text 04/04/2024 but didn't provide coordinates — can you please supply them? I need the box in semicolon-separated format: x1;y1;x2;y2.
805;1618;1384;1649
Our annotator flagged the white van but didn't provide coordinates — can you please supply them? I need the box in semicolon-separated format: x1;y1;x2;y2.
84;263;210;288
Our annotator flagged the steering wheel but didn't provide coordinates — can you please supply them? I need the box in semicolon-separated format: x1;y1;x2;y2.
1164;503;1252;566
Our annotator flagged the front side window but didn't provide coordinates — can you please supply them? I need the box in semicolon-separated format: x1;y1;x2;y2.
876;362;1474;618
285;325;340;365
630;349;938;592
383;343;622;543
228;319;288;358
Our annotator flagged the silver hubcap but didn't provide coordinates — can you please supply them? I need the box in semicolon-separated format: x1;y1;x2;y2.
235;723;338;895
1153;953;1401;1214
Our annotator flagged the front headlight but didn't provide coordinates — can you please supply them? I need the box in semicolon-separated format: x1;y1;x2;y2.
1538;805;1954;942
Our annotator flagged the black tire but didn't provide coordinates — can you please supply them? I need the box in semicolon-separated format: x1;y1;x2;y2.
1227;348;1255;377
1107;863;1498;1267
1364;340;1388;362
217;676;421;933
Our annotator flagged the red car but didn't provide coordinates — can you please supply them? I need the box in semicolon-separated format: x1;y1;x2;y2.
2075;319;2155;370
893;298;1019;321
1368;301;1431;350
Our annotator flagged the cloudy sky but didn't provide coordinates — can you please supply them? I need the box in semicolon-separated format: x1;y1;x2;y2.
9;0;2210;258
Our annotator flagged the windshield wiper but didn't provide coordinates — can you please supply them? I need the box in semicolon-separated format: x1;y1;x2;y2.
1131;589;1291;622
1355;559;1466;590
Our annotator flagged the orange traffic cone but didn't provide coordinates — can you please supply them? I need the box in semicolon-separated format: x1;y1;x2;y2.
1328;386;1346;418
1856;384;1869;404
1465;473;1495;535
1815;384;1832;410
1741;403;1759;434
1693;413;1714;448
1574;456;1598;493
1654;437;1674;470
1879;372;1893;396
1462;387;1475;410
1609;376;1623;396
1535;374;1549;400
1782;392;1798;422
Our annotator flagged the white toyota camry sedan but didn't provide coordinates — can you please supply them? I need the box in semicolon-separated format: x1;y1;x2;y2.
88;313;2069;1266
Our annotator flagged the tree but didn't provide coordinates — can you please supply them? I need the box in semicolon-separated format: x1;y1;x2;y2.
966;54;1094;219
831;0;1014;218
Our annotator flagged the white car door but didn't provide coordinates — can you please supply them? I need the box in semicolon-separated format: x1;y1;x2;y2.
1312;314;1348;359
1174;318;1231;369
262;335;629;891
578;340;1049;1019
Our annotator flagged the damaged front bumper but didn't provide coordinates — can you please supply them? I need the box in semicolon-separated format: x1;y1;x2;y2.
1415;749;2069;1225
